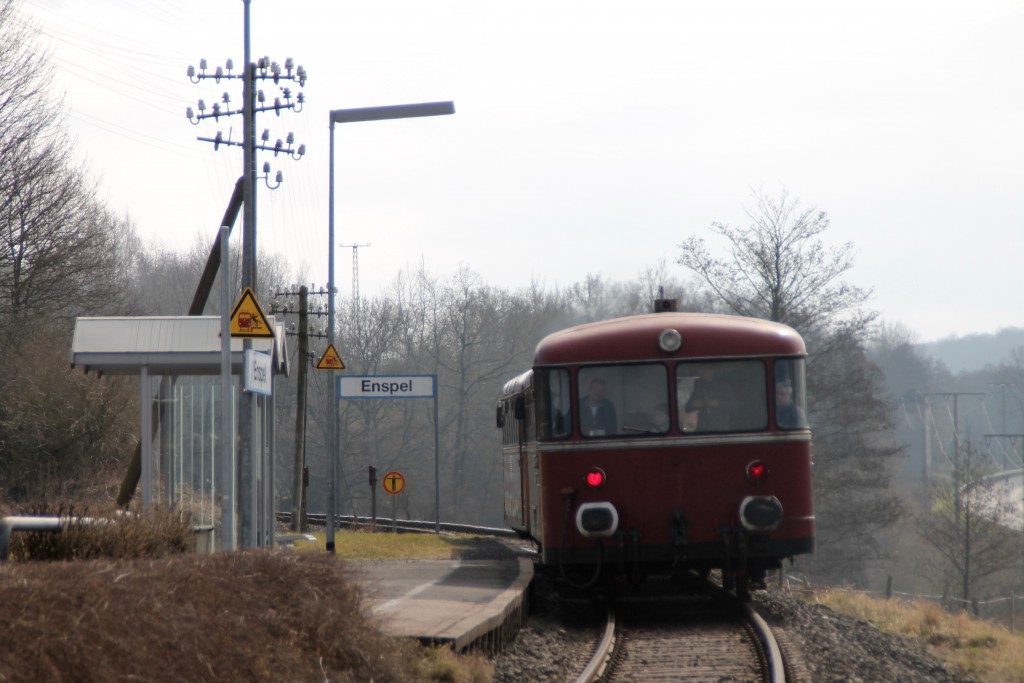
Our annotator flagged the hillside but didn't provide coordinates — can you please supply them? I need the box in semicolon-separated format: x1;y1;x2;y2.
921;327;1024;373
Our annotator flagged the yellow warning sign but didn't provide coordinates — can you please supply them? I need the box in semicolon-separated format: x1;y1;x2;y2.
230;287;275;338
316;344;346;370
382;471;406;495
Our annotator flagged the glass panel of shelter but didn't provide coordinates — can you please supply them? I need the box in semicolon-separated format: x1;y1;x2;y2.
148;375;238;527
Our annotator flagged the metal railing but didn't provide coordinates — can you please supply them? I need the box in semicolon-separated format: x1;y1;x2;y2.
0;516;92;563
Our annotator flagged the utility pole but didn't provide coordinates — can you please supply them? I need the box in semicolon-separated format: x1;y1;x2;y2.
926;392;986;525
271;287;329;533
186;6;307;547
291;286;309;532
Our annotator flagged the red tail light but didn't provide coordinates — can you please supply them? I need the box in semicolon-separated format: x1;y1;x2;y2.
586;467;606;489
746;460;767;483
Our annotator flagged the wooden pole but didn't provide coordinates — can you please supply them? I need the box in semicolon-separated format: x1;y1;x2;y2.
290;286;309;532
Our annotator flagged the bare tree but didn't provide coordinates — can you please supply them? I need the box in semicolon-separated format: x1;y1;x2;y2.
0;3;144;502
0;5;126;334
677;189;903;584
0;319;137;501
0;1;53;170
678;189;875;336
918;440;1021;603
805;327;904;579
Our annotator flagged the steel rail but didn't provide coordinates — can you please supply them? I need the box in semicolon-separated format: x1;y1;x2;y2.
573;607;616;683
742;601;788;683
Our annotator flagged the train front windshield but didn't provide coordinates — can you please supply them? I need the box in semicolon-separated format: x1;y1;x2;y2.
535;358;807;439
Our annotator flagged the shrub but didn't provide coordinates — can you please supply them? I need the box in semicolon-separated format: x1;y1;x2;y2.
8;502;193;562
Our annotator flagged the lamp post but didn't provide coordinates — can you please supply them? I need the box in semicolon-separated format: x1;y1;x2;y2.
326;101;455;552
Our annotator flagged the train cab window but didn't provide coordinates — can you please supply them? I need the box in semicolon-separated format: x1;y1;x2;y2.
535;368;571;440
774;358;809;429
578;364;669;437
676;360;767;433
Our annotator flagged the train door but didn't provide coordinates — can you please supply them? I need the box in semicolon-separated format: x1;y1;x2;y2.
513;394;530;530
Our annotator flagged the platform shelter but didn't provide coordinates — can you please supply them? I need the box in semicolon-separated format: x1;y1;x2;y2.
70;316;289;549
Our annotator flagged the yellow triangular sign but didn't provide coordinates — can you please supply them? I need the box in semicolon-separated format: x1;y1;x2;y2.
229;287;275;338
316;344;346;370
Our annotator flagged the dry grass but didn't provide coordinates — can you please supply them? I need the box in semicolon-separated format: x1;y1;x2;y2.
293;529;464;560
0;552;425;682
7;502;193;562
812;588;1024;682
0;520;495;682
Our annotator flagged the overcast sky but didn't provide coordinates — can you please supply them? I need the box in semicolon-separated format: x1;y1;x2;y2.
18;0;1024;342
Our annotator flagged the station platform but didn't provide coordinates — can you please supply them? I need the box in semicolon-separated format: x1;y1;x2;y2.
351;540;534;652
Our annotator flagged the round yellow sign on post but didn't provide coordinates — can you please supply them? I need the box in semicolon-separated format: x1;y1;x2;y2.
382;470;406;495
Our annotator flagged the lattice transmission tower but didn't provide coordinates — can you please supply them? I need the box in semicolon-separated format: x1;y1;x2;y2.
340;243;371;306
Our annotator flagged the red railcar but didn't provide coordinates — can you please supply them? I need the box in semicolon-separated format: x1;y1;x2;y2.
497;311;814;595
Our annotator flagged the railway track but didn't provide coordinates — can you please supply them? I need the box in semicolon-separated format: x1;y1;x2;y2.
285;512;795;681
573;589;790;683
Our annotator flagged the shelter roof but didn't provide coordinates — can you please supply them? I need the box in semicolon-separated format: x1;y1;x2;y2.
71;316;290;377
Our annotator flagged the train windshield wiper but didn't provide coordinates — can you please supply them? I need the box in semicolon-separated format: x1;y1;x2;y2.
621;425;660;434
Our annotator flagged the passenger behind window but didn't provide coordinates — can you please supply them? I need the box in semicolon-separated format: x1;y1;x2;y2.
649;402;669;432
683;365;735;432
623;402;670;434
580;378;618;436
775;379;807;428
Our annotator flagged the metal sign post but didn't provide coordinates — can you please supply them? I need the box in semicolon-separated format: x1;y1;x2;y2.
382;470;405;534
338;375;440;533
369;466;378;532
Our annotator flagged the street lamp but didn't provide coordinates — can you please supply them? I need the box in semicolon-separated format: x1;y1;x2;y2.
326;101;455;552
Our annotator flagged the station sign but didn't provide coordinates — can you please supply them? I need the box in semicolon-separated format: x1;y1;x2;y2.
244;350;272;396
338;375;436;399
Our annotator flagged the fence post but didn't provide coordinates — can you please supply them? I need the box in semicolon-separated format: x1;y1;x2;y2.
886;575;893;599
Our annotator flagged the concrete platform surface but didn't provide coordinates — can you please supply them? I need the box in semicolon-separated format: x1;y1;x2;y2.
351;551;533;652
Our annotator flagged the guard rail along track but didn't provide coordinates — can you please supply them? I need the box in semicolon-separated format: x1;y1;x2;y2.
574;592;789;683
276;511;518;538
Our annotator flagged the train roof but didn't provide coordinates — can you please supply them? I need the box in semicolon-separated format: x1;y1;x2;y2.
500;369;533;399
534;313;805;365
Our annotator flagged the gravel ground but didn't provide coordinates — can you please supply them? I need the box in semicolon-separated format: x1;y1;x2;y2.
753;590;979;683
489;582;980;683
489;609;597;682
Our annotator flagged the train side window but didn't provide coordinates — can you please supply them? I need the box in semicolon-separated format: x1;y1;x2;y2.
578;364;669;437
535;368;571;440
676;360;767;433
774;358;809;429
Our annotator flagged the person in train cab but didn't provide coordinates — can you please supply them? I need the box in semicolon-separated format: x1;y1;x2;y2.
775;378;807;428
683;364;735;431
580;377;619;436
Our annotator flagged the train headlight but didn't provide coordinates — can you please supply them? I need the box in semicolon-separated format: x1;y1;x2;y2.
739;495;783;531
659;328;682;353
576;502;619;538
